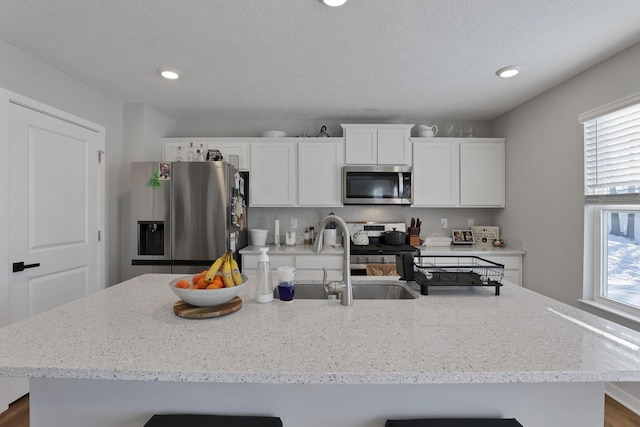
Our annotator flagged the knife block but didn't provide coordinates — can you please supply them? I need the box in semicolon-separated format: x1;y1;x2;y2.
407;227;420;246
408;235;421;246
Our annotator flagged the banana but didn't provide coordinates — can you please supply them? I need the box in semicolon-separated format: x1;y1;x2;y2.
230;255;243;285
222;252;235;288
205;252;227;283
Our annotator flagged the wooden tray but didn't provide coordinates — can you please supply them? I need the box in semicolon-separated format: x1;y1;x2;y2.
173;296;242;319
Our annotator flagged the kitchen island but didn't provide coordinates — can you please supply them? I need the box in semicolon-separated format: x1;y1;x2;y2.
1;273;640;426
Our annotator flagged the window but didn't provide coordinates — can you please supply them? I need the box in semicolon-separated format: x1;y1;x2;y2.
581;94;640;320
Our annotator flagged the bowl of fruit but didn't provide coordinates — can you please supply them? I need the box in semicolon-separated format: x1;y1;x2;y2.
169;252;248;307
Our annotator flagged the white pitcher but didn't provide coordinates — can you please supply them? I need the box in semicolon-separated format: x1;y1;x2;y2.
417;124;438;137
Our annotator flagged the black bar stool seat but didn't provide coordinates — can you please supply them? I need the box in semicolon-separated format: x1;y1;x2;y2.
385;418;523;427
144;414;283;427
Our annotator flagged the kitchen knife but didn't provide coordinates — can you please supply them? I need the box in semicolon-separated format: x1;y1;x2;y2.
410;218;415;228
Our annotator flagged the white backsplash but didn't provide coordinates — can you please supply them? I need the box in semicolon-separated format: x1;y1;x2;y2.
249;206;497;245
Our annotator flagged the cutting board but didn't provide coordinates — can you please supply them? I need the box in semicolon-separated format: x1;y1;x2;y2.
173;296;242;319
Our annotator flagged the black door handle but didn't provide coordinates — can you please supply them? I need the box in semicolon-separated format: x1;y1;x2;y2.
12;261;41;272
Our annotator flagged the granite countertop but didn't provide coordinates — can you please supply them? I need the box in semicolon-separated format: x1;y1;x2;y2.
241;244;523;256
420;245;525;256
1;273;639;385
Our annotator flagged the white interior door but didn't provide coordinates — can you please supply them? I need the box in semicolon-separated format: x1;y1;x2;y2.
3;101;101;406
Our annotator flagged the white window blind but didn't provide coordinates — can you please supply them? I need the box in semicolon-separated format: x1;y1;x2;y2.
583;101;640;199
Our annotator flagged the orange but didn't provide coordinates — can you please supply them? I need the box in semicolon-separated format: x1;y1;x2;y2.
206;281;224;289
175;279;190;289
192;273;205;286
195;278;209;289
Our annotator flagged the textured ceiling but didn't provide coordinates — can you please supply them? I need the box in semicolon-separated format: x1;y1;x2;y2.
2;0;640;123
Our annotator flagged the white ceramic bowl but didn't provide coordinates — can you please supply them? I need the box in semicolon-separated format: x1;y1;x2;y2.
249;229;268;246
261;130;287;138
169;275;247;307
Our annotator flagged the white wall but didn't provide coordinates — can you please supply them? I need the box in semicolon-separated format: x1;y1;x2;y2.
248;206;494;246
120;103;176;280
0;40;125;286
491;41;640;318
491;41;640;409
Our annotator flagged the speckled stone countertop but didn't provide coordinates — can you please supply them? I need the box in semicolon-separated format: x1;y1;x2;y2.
420;245;525;256
1;273;639;385
240;244;524;256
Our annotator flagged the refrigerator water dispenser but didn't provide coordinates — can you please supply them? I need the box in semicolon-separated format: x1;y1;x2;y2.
138;221;165;256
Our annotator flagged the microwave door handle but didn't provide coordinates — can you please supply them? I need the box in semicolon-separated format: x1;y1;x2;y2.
398;172;403;197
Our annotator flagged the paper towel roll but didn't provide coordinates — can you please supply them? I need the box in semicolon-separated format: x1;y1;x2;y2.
323;229;337;246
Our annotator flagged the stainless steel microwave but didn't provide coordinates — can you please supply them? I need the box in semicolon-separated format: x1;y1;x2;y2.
343;165;413;205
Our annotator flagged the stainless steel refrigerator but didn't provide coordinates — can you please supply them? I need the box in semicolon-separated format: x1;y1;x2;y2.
129;161;248;278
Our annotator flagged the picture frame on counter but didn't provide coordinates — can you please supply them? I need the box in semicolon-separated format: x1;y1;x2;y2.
452;229;474;245
472;226;500;246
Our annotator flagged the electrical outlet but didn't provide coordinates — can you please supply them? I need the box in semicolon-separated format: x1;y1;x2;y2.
468;218;474;228
290;218;297;230
441;218;448;229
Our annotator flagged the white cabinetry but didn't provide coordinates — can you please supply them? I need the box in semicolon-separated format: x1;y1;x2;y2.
163;139;206;162
484;255;522;286
420;250;523;286
342;124;413;165
206;139;250;171
243;254;343;280
412;138;505;207
165;137;344;207
298;140;344;206
413;141;459;206
250;141;297;206
459;141;505;207
162;138;250;170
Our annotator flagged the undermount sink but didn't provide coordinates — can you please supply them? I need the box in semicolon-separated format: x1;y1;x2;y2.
276;282;419;300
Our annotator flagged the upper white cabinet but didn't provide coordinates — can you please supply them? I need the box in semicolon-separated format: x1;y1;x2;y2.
164;137;344;207
250;141;298;206
162;137;250;170
413;141;460;206
206;139;250;171
459;141;505;207
298;140;344;206
412;138;505;207
342;124;413;165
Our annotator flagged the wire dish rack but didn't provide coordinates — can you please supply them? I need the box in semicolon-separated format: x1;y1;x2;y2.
412;255;505;295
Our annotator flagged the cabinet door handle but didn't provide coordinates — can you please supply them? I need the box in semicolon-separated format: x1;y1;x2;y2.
12;261;41;273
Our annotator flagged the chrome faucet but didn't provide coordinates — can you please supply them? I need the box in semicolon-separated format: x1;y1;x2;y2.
313;214;353;306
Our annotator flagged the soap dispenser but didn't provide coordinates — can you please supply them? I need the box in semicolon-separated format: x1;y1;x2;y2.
255;247;274;303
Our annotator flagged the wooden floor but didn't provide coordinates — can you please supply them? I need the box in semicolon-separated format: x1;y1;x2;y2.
0;393;639;426
0;395;28;427
605;395;640;427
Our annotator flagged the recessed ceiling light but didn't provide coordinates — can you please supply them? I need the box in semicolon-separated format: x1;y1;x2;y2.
323;0;347;6
495;66;520;78
158;68;181;80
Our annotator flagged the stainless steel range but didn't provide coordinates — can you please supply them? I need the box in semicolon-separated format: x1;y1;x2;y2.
346;222;420;276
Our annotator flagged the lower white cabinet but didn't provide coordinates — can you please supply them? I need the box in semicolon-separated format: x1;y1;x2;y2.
481;254;522;286
242;254;343;281
419;251;522;286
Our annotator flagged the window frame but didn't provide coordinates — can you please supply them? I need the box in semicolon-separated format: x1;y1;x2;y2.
581;93;640;322
583;204;640;321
